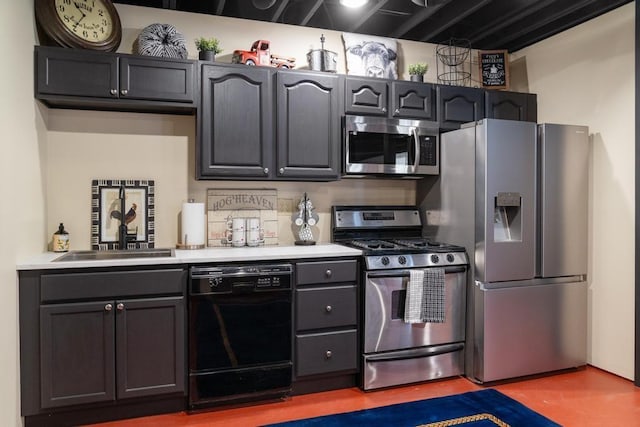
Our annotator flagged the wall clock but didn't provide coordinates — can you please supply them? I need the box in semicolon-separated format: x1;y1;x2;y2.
35;0;122;52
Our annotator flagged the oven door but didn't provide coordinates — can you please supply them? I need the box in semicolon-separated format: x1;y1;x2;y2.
363;266;466;354
344;115;439;176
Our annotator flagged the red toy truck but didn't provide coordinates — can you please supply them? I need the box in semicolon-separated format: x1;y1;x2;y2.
232;40;296;69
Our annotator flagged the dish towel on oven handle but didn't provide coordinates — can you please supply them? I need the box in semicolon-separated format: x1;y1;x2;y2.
404;268;446;323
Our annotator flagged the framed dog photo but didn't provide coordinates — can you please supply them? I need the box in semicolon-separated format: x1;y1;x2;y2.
479;50;509;90
91;179;155;250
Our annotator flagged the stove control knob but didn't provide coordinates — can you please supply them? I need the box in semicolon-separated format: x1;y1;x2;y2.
398;256;407;265
380;256;390;266
430;254;440;264
446;254;455;263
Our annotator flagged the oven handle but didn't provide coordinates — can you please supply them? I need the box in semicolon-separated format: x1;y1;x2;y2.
365;343;464;362
366;266;467;278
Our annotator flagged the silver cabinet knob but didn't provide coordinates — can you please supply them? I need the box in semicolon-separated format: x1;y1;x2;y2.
395;109;400;114
381;107;387;113
117;303;125;311
264;168;269;174
279;168;284;174
104;303;113;312
325;350;332;359
120;89;128;96
325;305;332;313
325;269;332;278
110;89;117;96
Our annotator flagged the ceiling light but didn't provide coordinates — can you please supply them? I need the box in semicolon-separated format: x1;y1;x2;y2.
340;0;369;8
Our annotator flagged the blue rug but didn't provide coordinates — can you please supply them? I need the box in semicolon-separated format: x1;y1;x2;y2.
265;389;560;426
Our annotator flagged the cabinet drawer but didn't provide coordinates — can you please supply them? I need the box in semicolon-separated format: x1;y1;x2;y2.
296;260;357;285
41;269;186;302
296;329;358;377
296;285;357;330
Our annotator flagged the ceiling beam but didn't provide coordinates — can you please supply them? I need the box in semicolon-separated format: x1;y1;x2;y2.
467;0;558;44
349;0;390;33
299;0;324;26
271;0;291;22
418;0;493;42
487;0;600;48
215;0;226;15
390;0;450;39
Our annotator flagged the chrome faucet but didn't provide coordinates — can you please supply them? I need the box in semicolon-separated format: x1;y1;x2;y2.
118;184;128;250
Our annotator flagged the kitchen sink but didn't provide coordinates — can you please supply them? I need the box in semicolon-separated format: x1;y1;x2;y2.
53;248;175;262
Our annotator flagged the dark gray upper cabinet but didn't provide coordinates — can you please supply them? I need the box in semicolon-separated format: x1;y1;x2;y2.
198;65;342;181
344;77;388;116
390;81;437;120
276;71;342;180
437;85;485;130
199;64;273;179
35;46;197;112
345;77;436;120
485;90;537;122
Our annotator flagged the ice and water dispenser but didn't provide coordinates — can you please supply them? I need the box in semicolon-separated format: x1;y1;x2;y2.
493;192;522;242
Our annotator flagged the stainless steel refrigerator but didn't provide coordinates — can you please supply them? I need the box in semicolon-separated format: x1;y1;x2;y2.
419;119;588;383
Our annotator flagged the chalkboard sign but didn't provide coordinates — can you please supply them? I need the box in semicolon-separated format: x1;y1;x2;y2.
479;50;509;90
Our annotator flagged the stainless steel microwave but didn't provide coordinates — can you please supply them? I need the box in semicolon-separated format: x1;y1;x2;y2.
343;115;439;178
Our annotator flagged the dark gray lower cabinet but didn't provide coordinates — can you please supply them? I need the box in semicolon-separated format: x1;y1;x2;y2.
20;267;187;426
293;259;359;392
40;296;184;408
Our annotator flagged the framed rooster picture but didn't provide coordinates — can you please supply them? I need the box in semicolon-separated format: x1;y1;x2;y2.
91;179;155;250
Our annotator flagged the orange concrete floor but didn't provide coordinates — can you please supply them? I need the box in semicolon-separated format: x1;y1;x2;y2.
92;366;640;427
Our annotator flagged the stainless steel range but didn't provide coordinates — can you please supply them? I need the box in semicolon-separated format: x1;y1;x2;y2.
332;206;468;390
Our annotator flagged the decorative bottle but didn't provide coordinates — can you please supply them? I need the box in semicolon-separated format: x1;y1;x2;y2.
52;223;70;252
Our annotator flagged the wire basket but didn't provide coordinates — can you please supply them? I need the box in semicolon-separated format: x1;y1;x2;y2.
436;38;472;86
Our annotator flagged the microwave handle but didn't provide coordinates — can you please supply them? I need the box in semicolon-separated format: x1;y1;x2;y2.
411;127;420;172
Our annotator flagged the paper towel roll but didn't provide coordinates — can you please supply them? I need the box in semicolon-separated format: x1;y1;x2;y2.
181;202;205;247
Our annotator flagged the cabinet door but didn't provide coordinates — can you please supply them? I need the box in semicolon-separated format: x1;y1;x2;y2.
344;77;388;116
36;46;118;99
390;81;437;120
276;71;341;180
120;57;195;103
199;65;273;179
116;296;185;399
40;301;116;408
437;85;485;129
485;91;537;122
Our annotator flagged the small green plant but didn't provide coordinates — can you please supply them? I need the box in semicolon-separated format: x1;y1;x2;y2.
195;37;223;54
408;63;428;75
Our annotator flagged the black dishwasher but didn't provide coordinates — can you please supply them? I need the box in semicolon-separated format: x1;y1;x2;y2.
189;264;293;410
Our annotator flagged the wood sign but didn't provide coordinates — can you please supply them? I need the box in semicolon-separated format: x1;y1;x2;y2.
206;189;279;247
479;50;509;90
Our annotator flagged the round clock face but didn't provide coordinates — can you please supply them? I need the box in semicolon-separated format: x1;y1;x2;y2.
54;0;113;43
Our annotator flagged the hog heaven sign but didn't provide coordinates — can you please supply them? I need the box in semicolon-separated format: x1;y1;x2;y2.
479;50;509;90
206;189;278;247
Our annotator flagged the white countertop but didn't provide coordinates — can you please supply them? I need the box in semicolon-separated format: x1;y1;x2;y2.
16;244;362;270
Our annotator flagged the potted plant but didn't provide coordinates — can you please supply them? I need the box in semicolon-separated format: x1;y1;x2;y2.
408;63;428;82
195;37;222;61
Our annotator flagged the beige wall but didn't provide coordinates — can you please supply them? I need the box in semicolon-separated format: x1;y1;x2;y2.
1;1;47;426
512;3;635;379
